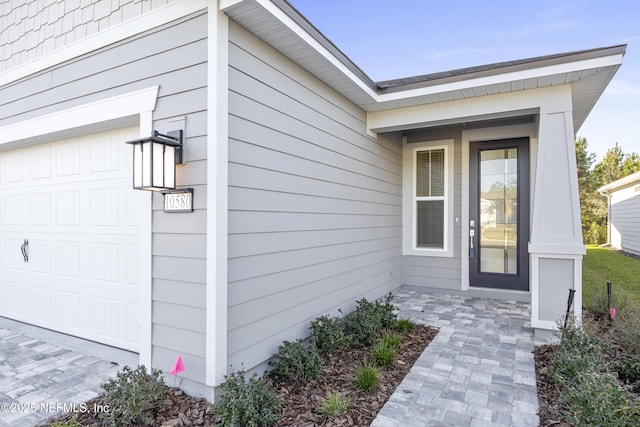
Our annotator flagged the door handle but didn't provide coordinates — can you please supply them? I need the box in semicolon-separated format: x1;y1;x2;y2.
469;229;475;258
20;239;29;263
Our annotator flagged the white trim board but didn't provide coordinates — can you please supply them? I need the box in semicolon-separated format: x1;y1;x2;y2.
0;1;207;87
0;86;159;149
206;1;230;387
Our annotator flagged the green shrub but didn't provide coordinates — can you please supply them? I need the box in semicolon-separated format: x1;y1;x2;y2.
372;340;396;368
611;310;640;354
271;339;324;382
213;370;282;427
354;359;379;392
310;315;348;355
316;392;349;416
550;318;640;425
557;370;640;426
341;294;398;346
616;355;640;391
98;365;165;427
394;318;415;333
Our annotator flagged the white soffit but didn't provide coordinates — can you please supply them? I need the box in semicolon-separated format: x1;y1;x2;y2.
223;0;624;131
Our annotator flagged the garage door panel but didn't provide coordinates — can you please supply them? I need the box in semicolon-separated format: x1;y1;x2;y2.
1;281;24;315
30;193;52;225
3;238;25;270
0;126;141;352
90;187;120;226
30;145;52;180
90;243;120;283
31;286;53;322
29;239;52;274
1;151;22;182
55;190;81;226
55;290;82;329
3;194;24;225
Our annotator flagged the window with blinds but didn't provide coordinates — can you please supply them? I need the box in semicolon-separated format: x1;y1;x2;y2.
415;148;445;248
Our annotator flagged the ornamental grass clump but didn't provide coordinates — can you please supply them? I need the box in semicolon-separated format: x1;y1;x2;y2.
354;358;379;392
372;340;396;368
316;391;350;416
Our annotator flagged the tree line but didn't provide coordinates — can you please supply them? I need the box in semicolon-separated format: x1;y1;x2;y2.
575;138;640;244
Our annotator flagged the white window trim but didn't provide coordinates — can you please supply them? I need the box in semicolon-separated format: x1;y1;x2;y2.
403;138;454;257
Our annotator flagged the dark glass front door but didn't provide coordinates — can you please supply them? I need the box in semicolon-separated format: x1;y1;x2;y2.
469;138;529;291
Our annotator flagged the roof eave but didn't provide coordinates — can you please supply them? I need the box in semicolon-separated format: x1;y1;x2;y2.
223;0;626;126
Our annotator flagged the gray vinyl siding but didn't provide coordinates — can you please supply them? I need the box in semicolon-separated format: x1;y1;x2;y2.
227;21;403;371
404;128;463;290
611;185;640;255
0;12;208;382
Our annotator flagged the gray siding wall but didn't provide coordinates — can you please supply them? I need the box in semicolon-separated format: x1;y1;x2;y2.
0;0;177;73
611;185;640;255
227;21;403;371
404;128;463;290
0;12;208;382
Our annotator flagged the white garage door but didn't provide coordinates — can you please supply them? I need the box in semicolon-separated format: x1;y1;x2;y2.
0;126;144;352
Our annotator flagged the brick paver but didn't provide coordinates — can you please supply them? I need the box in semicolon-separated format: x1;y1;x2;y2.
372;290;556;427
0;329;121;427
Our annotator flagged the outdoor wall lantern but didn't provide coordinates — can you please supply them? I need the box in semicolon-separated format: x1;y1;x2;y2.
126;130;183;191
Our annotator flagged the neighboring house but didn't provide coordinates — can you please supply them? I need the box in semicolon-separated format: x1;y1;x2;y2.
599;171;640;255
0;0;625;398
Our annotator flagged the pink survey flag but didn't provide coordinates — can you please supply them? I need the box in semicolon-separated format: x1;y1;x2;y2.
171;355;186;375
610;307;617;320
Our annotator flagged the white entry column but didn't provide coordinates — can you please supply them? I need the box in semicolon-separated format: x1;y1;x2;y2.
530;92;585;329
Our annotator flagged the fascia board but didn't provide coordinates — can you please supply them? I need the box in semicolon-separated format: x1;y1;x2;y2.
0;0;207;87
376;54;624;103
598;171;640;194
368;85;572;133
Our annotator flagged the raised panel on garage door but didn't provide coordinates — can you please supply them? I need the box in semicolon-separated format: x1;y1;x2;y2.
0;126;144;352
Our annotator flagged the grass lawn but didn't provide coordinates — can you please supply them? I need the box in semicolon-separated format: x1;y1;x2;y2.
582;245;640;315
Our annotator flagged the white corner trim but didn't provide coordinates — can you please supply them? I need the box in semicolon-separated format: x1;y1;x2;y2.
206;1;229;387
138;111;154;369
0;0;207;87
0;86;159;147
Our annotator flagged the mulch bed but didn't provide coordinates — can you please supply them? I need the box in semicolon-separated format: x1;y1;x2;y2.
44;324;437;427
274;324;438;426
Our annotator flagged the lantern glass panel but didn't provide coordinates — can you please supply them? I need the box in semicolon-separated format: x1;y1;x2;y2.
133;142;143;188
141;141;152;188
164;145;176;189
152;141;165;189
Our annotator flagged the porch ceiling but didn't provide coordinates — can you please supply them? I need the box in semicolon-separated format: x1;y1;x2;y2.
222;0;625;132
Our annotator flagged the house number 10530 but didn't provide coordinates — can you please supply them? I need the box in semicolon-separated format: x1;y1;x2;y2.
163;190;193;212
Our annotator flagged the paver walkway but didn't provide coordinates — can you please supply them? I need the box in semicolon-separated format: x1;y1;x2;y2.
0;327;125;427
372;290;556;427
0;290;555;427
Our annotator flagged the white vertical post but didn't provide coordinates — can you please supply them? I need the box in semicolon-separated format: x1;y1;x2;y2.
206;0;229;387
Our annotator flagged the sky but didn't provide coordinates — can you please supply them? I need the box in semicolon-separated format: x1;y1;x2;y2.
288;0;640;162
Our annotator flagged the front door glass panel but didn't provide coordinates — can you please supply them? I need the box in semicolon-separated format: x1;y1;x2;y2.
479;148;518;274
